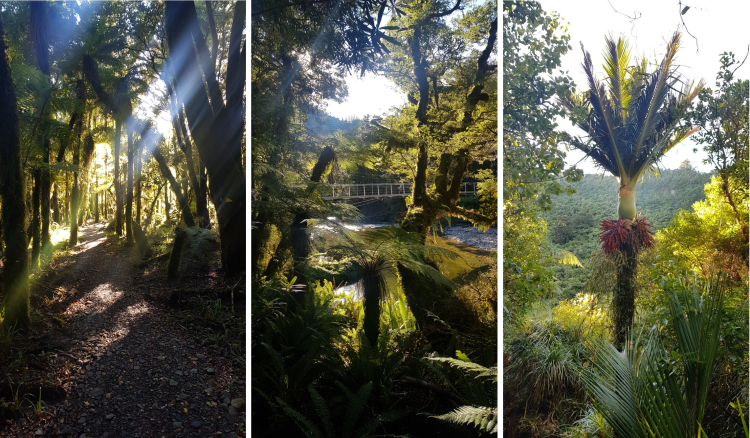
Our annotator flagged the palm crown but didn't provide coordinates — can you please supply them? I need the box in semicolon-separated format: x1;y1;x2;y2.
563;31;704;219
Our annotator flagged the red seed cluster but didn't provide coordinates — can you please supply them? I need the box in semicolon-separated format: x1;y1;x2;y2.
599;216;655;254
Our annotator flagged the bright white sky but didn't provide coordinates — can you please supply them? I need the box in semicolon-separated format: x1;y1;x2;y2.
545;0;750;174
326;73;406;119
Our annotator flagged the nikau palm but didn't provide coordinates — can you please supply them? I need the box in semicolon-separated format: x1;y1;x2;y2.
563;32;704;347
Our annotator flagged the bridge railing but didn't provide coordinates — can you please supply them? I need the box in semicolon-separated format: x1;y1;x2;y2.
293;181;481;200
326;183;413;200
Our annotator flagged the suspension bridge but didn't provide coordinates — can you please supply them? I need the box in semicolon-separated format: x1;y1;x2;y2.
319;181;480;200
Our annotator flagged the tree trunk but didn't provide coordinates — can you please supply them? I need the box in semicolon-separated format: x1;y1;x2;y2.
69;80;85;248
64;171;70;225
612;248;637;349
362;273;383;348
0;16;30;329
94;174;99;223
136;148;142;225
152;149;195;227
617;182;637;220
145;182;165;228
52;182;59;224
31;168;41;269
31;1;52;255
165;184;170;225
165;1;245;275
41;140;51;254
126;124;134;243
114;119;123;235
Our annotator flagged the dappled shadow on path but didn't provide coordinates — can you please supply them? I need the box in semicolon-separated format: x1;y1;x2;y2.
1;223;246;437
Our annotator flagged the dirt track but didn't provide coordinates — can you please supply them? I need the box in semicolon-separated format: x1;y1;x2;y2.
1;224;245;437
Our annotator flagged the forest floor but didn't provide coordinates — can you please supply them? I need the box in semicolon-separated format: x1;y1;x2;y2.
0;222;246;437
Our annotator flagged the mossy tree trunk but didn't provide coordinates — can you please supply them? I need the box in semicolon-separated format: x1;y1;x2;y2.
0;16;30;330
393;16;496;335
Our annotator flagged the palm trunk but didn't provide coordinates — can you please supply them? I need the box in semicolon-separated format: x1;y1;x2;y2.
613;179;638;349
617;182;636;220
613;247;637;349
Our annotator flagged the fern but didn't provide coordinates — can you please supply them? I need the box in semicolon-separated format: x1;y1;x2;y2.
339;381;373;438
276;397;324;438
308;385;336;438
425;357;498;382
551;249;583;267
433;405;498;434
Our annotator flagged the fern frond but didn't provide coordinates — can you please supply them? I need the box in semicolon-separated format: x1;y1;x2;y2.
339;381;372;438
308;385;335;438
425;357;498;383
433;405;498;433
276;397;323;438
550;249;583;267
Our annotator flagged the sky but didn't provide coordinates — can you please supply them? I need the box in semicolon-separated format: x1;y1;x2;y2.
326;1;749;176
545;0;750;174
326;73;406;120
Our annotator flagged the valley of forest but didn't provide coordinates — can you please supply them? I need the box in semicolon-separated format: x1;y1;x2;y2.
0;2;246;437
504;2;749;437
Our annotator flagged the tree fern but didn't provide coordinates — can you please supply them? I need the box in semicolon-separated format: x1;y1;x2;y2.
433;405;498;434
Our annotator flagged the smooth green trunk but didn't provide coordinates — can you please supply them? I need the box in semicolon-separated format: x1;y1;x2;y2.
617;182;636;220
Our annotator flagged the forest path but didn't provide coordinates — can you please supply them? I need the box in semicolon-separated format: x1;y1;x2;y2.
4;223;244;438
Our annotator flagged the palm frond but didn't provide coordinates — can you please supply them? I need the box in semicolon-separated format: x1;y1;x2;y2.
581;42;626;178
628;32;681;172
602;34;631;121
586;277;726;437
584;336;646;438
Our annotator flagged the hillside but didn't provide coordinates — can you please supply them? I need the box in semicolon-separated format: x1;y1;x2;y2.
543;167;713;297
